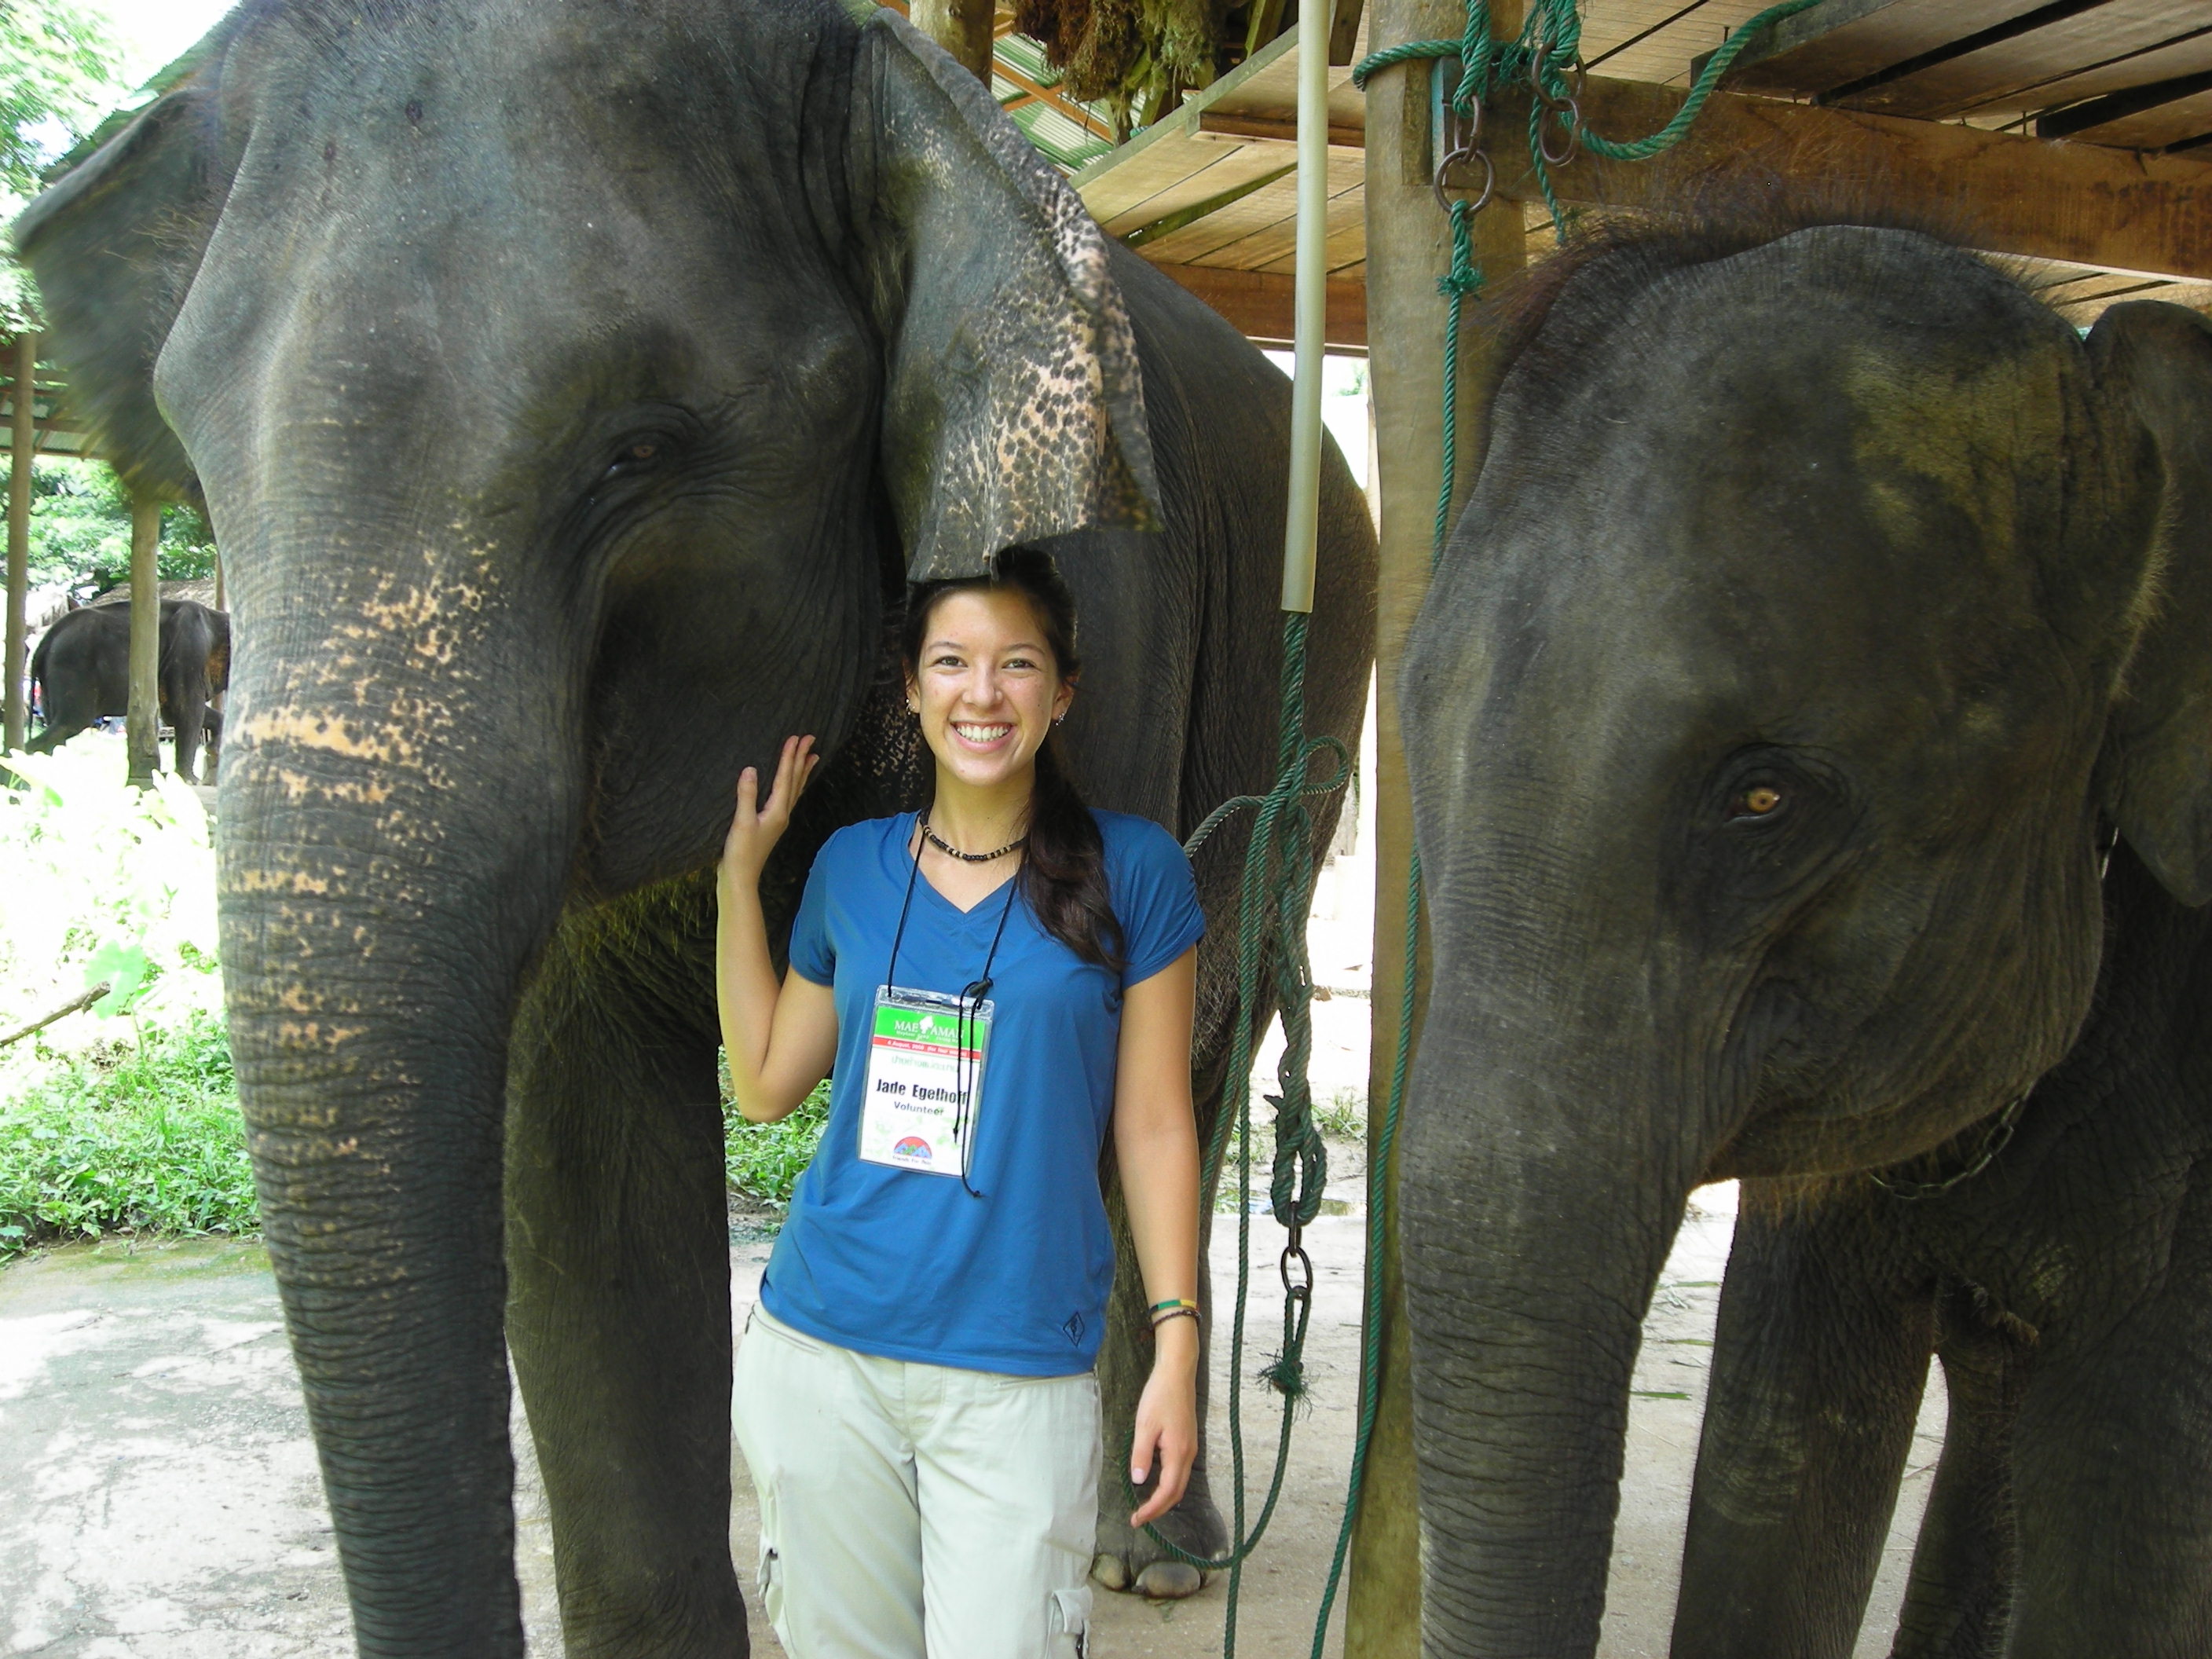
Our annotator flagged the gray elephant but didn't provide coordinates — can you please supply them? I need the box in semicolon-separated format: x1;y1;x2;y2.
1676;821;2212;1657
28;597;231;782
13;1;1375;1654
1396;222;2211;1656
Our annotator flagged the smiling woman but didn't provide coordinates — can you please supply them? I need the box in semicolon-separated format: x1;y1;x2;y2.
713;549;1207;1658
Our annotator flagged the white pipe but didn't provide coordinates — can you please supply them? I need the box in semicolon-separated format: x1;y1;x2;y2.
1279;0;1334;614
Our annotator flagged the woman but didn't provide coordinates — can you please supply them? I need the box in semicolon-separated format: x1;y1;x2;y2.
716;548;1204;1658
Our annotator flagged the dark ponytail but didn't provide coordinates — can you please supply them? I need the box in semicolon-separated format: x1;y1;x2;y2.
901;548;1125;974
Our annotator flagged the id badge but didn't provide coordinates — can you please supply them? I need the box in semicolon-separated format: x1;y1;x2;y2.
859;986;993;1177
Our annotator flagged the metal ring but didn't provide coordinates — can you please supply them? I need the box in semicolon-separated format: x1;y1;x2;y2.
1537;100;1580;167
1432;144;1495;216
1279;1242;1314;1299
1533;52;1585;109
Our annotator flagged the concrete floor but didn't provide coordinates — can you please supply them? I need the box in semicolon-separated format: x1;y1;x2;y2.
0;1174;1945;1659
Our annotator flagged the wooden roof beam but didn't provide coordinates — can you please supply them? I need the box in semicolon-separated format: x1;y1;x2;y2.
1448;73;2212;281
1144;262;1368;350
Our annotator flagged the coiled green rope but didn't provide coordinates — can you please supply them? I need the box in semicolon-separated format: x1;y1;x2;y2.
1352;0;1829;234
1119;609;1347;1657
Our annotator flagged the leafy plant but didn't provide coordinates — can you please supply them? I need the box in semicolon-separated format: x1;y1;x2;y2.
0;1009;255;1254
26;458;219;599
1314;1086;1366;1140
1;0;130;329
720;1063;832;1211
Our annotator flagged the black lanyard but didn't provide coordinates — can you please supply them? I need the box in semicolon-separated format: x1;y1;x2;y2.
883;814;1020;1199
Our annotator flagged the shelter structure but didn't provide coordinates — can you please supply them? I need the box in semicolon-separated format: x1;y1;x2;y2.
1064;2;2212;1654
1;335;172;784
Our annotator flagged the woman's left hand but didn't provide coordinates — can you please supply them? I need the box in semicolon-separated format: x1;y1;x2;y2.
1127;1333;1199;1528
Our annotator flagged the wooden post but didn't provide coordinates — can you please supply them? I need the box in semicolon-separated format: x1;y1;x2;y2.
212;548;225;613
4;333;34;753
126;492;162;786
910;0;994;82
1346;5;1526;1652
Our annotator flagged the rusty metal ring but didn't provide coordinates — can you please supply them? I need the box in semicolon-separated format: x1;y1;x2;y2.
1432;144;1496;217
1531;49;1584;115
1279;1242;1315;1299
1537;99;1580;167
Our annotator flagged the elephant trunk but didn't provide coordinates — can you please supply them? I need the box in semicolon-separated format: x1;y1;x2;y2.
216;544;580;1656
1400;931;1713;1658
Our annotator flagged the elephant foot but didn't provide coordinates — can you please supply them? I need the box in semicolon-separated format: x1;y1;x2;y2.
1090;1460;1225;1600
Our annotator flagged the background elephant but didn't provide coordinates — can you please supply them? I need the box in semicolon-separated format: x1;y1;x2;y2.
1395;222;2212;1657
14;1;1375;1654
27;597;232;782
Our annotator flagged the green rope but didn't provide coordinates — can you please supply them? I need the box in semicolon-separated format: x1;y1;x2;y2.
1351;0;1829;235
1120;609;1346;1657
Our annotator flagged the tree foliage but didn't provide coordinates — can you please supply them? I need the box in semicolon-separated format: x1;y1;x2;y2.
2;0;130;329
26;457;216;597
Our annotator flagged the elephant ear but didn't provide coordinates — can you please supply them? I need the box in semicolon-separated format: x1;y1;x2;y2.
850;12;1159;578
9;84;229;503
2089;300;2212;906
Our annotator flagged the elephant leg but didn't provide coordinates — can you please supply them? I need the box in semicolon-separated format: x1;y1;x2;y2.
171;682;207;784
1672;1181;1936;1659
2004;1237;2212;1657
1090;1040;1233;1597
1887;1280;2028;1659
504;877;748;1659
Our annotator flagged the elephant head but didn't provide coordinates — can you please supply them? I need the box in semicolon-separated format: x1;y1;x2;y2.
13;1;1155;1648
1397;224;2212;1654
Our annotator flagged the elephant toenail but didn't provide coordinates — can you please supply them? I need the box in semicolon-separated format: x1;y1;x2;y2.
1135;1562;1203;1599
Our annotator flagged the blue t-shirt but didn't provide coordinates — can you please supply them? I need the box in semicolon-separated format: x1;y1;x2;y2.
761;808;1204;1376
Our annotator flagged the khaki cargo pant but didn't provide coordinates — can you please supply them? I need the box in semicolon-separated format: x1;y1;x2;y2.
734;1305;1098;1658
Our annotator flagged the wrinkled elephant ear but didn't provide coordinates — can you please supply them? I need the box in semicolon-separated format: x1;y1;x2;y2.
850;12;1160;579
2089;300;2212;906
10;84;229;504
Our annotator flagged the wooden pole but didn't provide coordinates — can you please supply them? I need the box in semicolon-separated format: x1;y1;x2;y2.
1345;5;1525;1652
126;491;162;786
212;548;225;613
5;333;35;753
910;0;994;82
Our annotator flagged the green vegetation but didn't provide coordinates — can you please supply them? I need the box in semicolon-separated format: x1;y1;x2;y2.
2;0;130;329
721;1065;830;1212
1;1010;254;1252
0;744;233;1257
26;458;219;598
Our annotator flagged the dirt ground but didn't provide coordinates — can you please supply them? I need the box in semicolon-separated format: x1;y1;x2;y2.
0;1163;1947;1659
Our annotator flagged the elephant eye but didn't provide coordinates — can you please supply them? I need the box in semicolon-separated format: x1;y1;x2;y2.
1729;786;1785;821
604;441;661;478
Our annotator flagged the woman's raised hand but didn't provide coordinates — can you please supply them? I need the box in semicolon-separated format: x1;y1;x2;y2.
720;735;819;883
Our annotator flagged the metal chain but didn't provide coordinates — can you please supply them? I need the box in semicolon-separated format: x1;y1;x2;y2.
1869;1092;2030;1201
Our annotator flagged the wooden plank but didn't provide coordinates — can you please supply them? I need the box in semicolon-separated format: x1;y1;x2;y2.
1586;0;1817;88
1094;145;1293;237
1238;179;1368;273
1836;0;2209;119
1462;74;2212;280
1142;261;1368;346
2054;82;2212;147
1725;0;2062;97
1075;17;1368;221
1131;171;1306;265
2003;22;2212;113
1193;108;1366;146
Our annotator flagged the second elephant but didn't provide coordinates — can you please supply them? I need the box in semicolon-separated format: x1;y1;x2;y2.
1396;221;2212;1657
29;598;231;783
